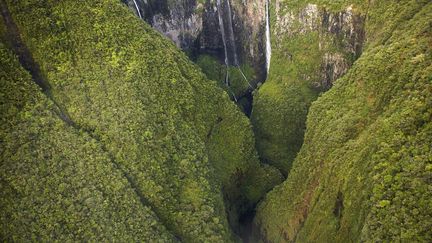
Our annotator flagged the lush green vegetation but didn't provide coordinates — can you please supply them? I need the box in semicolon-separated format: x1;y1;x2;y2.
251;32;322;174
196;54;256;99
276;0;367;13
1;0;430;241
254;0;432;242
0;0;280;241
0;43;175;242
252;0;361;174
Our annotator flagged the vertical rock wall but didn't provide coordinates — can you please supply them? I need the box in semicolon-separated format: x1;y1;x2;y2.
273;2;365;90
124;0;268;82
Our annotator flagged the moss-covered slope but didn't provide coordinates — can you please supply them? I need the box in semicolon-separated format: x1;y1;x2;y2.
0;43;175;242
254;1;432;242
0;0;281;241
252;0;366;174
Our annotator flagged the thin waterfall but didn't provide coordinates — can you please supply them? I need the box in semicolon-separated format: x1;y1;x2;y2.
226;70;238;101
225;68;230;86
265;0;272;73
238;67;254;88
132;0;142;19
229;90;238;102
216;0;229;67
226;0;253;89
225;0;239;66
217;0;237;101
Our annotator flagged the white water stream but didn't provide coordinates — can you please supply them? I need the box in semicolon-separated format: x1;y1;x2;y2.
216;0;256;100
226;0;239;66
132;0;142;19
265;0;272;73
238;67;253;88
216;0;229;67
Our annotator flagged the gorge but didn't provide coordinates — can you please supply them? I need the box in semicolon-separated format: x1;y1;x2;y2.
1;0;431;242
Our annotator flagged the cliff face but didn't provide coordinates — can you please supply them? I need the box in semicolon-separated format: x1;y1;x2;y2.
252;0;365;174
124;0;202;51
254;0;432;242
125;0;269;89
274;2;364;88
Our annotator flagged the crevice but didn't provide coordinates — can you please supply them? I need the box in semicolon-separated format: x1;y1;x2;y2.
0;0;74;127
237;91;253;117
0;1;180;240
0;1;50;93
333;191;344;230
238;207;256;243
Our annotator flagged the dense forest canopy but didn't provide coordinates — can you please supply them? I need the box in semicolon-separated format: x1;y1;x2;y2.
0;0;431;242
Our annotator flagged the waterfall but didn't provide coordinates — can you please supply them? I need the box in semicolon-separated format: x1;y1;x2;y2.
216;0;241;101
225;0;239;66
217;0;239;67
265;0;272;73
238;67;254;88
225;70;238;102
225;69;230;86
226;0;253;89
216;0;229;67
132;0;142;19
229;90;238;102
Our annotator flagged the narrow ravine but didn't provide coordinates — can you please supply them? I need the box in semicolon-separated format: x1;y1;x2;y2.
120;2;279;240
214;2;277;238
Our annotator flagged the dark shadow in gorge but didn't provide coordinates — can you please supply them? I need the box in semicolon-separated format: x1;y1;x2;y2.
122;1;274;239
237;90;254;117
238;206;257;242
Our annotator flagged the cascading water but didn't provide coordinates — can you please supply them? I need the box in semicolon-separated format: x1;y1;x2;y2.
126;0;254;104
216;0;229;67
265;0;272;73
226;0;254;89
216;0;254;100
217;0;238;101
238;67;254;88
132;0;142;19
225;0;239;66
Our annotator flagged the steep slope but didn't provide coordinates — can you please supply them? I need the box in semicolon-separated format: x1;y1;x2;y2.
0;0;280;241
252;0;366;174
0;42;175;242
254;0;432;242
